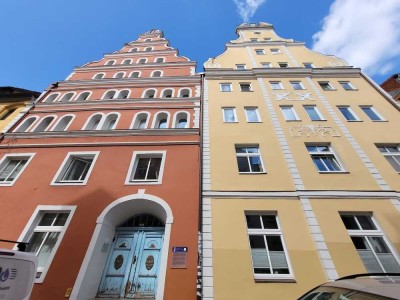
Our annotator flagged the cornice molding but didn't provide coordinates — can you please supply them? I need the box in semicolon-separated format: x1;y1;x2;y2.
74;61;196;72
104;49;177;58
227;41;305;48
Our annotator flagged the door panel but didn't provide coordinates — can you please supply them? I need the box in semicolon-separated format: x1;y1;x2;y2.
98;229;164;299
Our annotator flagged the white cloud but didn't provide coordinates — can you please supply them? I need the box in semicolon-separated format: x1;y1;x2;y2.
233;0;267;23
312;0;400;76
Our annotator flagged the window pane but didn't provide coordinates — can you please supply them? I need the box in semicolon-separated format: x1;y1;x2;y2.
237;157;250;172
291;82;303;90
249;156;263;172
341;215;359;230
146;158;161;180
312;157;328;171
26;232;47;254
178;119;187;128
158;119;167;128
62;158;92;181
240;84;251;92
321;156;341;171
221;84;231;92
133;158;150;180
236;147;247;154
0;159;27;182
266;236;284;251
362;107;381;120
356;215;376;230
262;215;278;229
54;213;69;226
38;213;58;226
281;107;297;120
246;109;259;122
36;232;60;269
351;236;368;250
247;147;259;153
339;107;357;121
138;119;147;129
223;109;235;122
305;107;321;120
386;156;400;172
246;215;262;229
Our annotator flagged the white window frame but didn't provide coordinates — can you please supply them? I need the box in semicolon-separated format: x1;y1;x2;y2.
130;111;150;129
14;116;39;132
0;153;35;186
245;107;261;123
261;62;271;68
290;81;305;90
306;144;345;173
377;145;400;173
125;151;166;185
360;106;385;121
82;113;104;130
318;81;335;91
240;83;252;92
304;105;325;121
340;213;400;273
280;106;299;121
44;93;60;102
50;114;75;131
255;49;265;55
236;64;246;70
246;212;294;281
51;151;99;186
172;111;190;129
31;115;57;132
151;111;170;128
303;63;314;69
14;205;76;283
270;48;281;54
235;145;266;174
222;107;238;123
339;81;357;90
270;81;284;90
220;83;233;92
278;62;289;68
338;106;361;121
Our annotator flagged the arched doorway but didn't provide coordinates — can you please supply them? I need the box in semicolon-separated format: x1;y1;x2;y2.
97;214;164;298
70;192;173;300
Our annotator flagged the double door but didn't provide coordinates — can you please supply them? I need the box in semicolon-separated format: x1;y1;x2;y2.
98;229;163;298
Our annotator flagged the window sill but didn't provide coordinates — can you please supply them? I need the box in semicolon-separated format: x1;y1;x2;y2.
125;181;162;185
238;172;267;175
254;276;296;283
343;89;358;91
223;121;238;123
371;120;388;122
321;89;337;91
310;119;327;122
347;120;363;122
286;120;301;122
317;171;350;174
51;182;87;186
241;91;253;92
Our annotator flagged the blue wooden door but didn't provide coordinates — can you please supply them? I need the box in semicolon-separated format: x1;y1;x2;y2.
98;229;163;298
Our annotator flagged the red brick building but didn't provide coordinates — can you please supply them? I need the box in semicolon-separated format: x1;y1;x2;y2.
0;29;201;300
381;73;400;102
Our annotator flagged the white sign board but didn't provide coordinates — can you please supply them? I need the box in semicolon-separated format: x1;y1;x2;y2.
0;249;37;300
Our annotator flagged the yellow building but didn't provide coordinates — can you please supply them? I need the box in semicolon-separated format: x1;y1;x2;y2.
0;86;40;132
202;22;400;300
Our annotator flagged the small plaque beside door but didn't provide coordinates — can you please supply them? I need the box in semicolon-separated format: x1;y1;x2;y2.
171;247;188;269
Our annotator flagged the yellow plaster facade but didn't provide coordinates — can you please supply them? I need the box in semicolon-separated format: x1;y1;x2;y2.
202;22;400;300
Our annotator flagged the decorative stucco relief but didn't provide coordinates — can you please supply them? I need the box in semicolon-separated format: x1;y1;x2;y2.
274;91;314;101
290;125;341;137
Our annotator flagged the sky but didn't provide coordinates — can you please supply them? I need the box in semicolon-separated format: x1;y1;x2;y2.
0;0;399;92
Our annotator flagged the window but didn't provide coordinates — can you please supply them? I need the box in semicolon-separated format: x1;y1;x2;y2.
14;117;38;132
255;49;264;55
162;89;173;98
377;145;400;172
126;151;166;184
0;107;17;120
20;207;75;282
270;81;283;90
340;214;400;273
102;90;116;100
0;154;34;186
130;71;140;78
32;116;55;132
303;63;314;69
174;112;189;128
318;82;334;91
137;58;146;64
59;93;74;102
151;71;162;77
306;145;344;172
52;152;99;185
144;47;152;52
340;81;356;90
144;38;151;42
250;38;258;42
117;90;130;99
246;213;292;279
220;83;232;92
245;107;260;123
155;57;164;63
270;48;280;54
132;112;149;129
114;72;125;79
83;114;102;130
263;37;271;41
278;62;289;68
222;108;237;123
105;60;115;66
130;48;138;52
236;64;246;70
52;115;73;131
179;89;191;98
290;81;305;90
143;89;156;98
240;83;252;92
76;92;90;101
45;93;60;102
100;113;118;130
360;106;384;121
280;106;299;121
338;106;360;121
261;62;271;68
304;106;325;121
153;112;169;129
122;59;132;65
235;146;265;173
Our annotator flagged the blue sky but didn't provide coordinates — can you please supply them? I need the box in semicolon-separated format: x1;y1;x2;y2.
0;0;399;92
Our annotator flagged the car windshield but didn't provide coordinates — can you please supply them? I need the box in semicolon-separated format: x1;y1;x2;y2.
299;286;394;300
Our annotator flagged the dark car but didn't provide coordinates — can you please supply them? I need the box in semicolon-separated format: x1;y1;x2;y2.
298;273;400;300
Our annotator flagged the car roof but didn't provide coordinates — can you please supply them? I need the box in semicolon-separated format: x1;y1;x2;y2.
323;276;400;300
